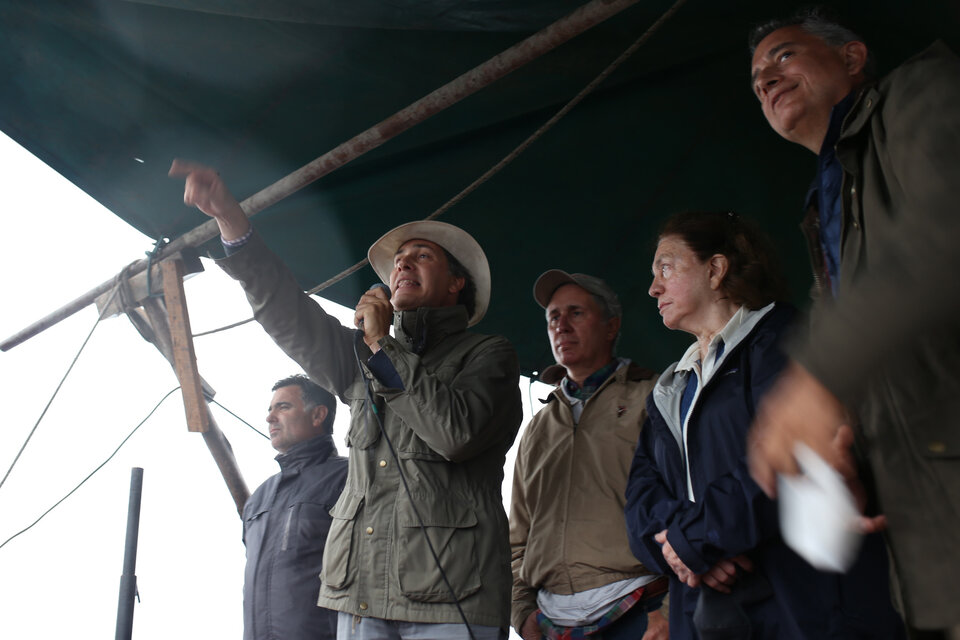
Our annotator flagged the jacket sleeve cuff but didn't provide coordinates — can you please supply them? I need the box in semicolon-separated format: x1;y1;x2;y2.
366;348;404;390
511;601;538;636
216;229;268;276
667;523;710;575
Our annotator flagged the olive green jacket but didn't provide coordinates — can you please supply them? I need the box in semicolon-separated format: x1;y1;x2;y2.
792;42;960;629
509;362;661;632
219;233;523;628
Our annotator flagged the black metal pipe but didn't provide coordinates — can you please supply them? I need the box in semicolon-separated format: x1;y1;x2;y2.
116;467;144;640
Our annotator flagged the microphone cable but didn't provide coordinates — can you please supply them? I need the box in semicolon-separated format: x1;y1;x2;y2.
351;331;478;640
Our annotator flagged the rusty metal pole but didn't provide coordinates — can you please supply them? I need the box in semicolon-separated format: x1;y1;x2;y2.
1;0;644;352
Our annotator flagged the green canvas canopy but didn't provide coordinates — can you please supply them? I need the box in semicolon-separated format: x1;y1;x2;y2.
2;0;957;374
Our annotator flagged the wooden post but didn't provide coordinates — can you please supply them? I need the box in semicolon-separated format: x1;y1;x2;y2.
160;259;210;433
139;297;250;516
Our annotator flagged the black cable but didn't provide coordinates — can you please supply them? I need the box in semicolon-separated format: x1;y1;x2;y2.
210;398;270;440
351;333;477;640
0;285;121;494
0;386;181;552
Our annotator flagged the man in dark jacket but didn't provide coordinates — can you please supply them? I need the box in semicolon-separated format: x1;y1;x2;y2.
745;9;960;635
243;374;348;640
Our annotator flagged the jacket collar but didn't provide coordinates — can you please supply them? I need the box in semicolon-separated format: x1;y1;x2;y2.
394;305;469;355
838;81;881;141
653;303;776;450
543;359;656;405
674;304;771;377
819;90;858;158
276;433;338;477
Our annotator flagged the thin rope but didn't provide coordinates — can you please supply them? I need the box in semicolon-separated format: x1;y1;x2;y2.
0;282;123;493
210;398;270;439
306;259;368;297
425;0;689;221
194;0;688;316
0;386;181;552
307;0;687;294
193;316;256;338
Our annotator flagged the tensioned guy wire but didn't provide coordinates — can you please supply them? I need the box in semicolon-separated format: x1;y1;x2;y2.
0;284;122;493
210;398;270;439
0;386;181;552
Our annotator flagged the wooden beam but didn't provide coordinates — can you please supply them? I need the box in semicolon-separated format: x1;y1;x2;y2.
161;259;210;433
139;298;250;516
94;249;204;319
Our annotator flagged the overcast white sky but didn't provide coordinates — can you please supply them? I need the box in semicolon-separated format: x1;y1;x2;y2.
0;131;547;639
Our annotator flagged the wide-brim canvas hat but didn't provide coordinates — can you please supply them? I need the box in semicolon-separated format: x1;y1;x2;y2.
367;220;491;327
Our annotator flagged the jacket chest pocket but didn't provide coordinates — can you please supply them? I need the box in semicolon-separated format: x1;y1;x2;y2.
321;491;364;591
395;494;481;602
242;507;269;557
345;391;381;450
392;361;461;459
281;502;335;554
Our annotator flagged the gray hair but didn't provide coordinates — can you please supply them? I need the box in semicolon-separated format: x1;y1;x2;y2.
749;7;876;78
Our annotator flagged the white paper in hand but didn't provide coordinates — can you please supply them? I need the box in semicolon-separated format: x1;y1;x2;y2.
777;443;863;572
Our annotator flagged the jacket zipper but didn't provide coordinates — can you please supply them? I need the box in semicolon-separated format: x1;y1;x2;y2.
281;506;294;551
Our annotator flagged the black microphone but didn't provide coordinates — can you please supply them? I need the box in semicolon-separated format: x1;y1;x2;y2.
358;283;391;333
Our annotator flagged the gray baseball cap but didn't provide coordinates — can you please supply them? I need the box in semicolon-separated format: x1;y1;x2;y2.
533;269;621;319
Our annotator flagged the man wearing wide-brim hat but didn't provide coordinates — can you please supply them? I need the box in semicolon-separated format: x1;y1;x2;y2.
172;160;523;640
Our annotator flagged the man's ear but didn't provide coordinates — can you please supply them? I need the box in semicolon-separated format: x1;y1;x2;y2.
448;276;466;295
311;405;329;430
606;316;622;343
841;40;868;79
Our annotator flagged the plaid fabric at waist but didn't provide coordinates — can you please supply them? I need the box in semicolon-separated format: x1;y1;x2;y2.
536;576;669;640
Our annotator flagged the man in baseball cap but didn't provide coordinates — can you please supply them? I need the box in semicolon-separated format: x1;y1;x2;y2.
510;270;668;640
172;161;523;639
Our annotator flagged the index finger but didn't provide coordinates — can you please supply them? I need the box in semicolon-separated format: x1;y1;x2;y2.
363;286;391;301
168;158;215;178
701;574;731;593
831;424;859;480
731;554;755;572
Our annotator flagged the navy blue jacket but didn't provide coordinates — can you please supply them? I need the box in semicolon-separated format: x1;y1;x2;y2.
243;434;348;640
625;303;903;639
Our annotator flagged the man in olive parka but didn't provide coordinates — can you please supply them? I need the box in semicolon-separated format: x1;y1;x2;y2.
172;160;523;640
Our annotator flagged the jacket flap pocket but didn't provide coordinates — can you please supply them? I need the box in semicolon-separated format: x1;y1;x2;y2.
330;490;364;520
321;491;364;591
396;494;482;602
346;396;381;450
243;506;270;523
